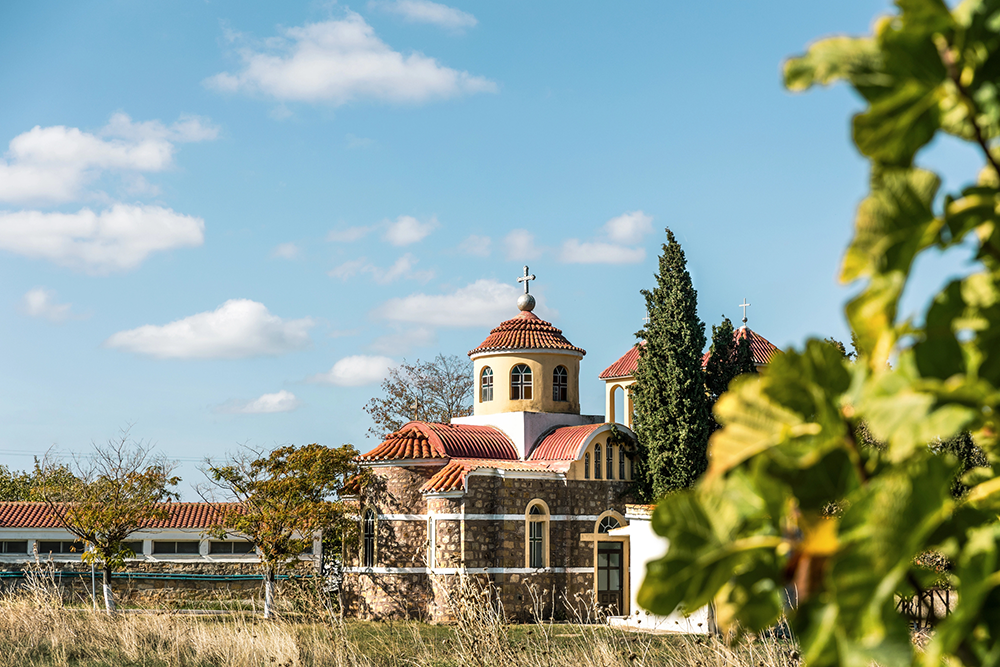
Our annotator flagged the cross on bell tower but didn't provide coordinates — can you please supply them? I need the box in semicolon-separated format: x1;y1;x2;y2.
516;266;537;312
739;298;751;326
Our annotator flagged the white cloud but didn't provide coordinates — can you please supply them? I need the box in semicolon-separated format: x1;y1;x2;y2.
345;133;374;149
329;257;368;279
104;299;313;359
504;229;541;261
217;390;301;414
328;253;432;284
371;0;478;30
373;278;525;327
368;326;437;354
0;204;204;274
308;355;396;386
384;215;437;246
458;234;491;257
326;225;371;242
604;210;653;245
558;210;654;264
0;113;217;204
271;242;300;259
559;240;645;264
21;287;73;323
205;13;496;106
375;253;418;283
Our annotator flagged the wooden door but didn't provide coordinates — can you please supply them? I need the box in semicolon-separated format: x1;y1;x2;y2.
597;542;624;615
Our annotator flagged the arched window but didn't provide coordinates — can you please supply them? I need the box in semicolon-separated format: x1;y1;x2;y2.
584;453;590;479
607;443;615;480
598;515;621;533
552;366;568;401
362;508;376;567
525;501;549;568
480;367;494;402
511;364;533;400
594;444;602;480
619;446;626;480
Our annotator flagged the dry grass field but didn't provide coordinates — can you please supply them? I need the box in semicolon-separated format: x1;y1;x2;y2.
0;568;800;667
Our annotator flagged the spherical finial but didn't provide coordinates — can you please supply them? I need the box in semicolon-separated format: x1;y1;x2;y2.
517;293;536;312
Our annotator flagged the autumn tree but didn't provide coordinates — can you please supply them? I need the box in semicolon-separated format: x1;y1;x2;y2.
364;354;473;439
0;463;78;501
641;3;1000;665
201;443;359;619
37;429;179;614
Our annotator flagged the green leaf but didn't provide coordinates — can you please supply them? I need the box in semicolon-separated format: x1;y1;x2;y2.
784;37;881;92
914;279;966;379
842;168;942;365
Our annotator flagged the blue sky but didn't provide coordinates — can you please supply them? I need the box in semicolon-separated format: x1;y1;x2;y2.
0;1;979;495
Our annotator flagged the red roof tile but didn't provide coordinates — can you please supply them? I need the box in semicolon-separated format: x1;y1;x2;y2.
420;458;569;494
0;502;235;529
528;423;636;461
361;421;519;462
599;343;643;379
601;327;782;380
469;311;585;357
702;326;781;368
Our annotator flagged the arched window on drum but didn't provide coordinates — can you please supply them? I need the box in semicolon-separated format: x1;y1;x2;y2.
511;364;533;400
480;367;494;402
552;366;568;402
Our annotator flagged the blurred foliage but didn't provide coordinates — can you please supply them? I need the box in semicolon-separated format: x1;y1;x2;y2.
639;1;1000;665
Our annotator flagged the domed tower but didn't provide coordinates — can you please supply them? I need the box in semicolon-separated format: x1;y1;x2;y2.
452;266;603;459
468;266;586;416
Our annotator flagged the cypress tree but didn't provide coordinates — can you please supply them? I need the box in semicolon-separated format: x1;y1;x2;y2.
632;229;712;500
705;316;757;424
705;316;737;406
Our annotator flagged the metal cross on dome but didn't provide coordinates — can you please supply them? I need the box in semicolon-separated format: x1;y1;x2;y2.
517;265;536;293
739;298;751;325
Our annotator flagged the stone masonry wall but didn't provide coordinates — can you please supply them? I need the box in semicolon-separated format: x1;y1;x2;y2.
342;463;634;623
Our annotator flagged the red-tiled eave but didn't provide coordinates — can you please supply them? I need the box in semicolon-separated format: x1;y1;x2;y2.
0;502;238;530
599;343;643;379
420;458;569;494
469;311;585;357
360;421;519;462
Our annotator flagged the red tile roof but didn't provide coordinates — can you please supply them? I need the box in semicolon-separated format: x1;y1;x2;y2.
468;311;586;357
0;502;236;529
702;326;781;367
361;421;519;462
599;343;643;379
600;327;782;380
420;458;569;494
529;423;606;460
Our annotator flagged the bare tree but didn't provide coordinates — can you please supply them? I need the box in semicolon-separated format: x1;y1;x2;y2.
37;427;178;614
364;354;473;439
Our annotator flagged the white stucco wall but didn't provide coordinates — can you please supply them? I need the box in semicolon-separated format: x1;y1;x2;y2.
608;509;713;634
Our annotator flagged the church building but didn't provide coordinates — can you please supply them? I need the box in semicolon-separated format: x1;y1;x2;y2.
341;269;637;622
340;273;780;623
